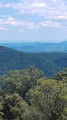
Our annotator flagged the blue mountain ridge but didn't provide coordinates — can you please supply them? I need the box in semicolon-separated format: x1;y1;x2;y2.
0;41;67;53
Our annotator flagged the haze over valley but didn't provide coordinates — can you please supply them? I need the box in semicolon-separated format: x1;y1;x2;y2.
0;41;67;53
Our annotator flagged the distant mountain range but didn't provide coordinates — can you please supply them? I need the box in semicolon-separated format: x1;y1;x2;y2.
0;46;67;77
0;41;67;53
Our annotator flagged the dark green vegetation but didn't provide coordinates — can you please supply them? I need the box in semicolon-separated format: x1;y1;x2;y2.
0;41;67;52
0;66;67;120
0;46;67;77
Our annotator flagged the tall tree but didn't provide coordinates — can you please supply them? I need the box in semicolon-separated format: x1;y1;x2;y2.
31;78;67;120
1;93;29;120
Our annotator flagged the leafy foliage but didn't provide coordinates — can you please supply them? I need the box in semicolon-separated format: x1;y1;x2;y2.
1;93;28;120
31;79;67;120
0;66;43;99
0;67;67;120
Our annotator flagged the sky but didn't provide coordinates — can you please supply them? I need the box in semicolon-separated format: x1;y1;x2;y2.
0;0;67;43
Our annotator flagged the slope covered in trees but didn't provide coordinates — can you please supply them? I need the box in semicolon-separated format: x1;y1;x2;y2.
0;66;67;120
0;46;67;77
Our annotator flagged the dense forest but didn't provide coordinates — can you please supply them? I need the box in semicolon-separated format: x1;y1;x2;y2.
0;46;67;77
0;66;67;120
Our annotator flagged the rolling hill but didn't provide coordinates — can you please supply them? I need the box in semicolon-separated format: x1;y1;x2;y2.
0;41;67;53
0;46;67;77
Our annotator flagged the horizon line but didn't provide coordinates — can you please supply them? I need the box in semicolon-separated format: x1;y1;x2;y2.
0;40;67;44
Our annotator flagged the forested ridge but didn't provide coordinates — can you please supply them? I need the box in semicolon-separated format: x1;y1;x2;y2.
0;46;67;77
0;66;67;120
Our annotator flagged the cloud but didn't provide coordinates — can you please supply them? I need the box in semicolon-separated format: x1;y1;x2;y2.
0;0;66;31
0;0;66;21
19;29;24;32
0;16;60;32
40;20;60;28
0;3;12;8
0;26;6;31
0;0;67;19
0;17;39;31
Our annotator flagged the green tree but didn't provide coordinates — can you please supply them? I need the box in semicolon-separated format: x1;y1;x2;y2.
0;66;44;99
53;68;67;83
1;93;29;120
0;96;3;120
31;78;67;120
1;93;41;120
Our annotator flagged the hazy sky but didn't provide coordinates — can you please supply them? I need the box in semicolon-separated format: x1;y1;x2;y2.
0;0;67;43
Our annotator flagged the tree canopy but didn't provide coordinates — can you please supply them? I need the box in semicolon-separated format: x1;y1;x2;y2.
0;66;67;120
